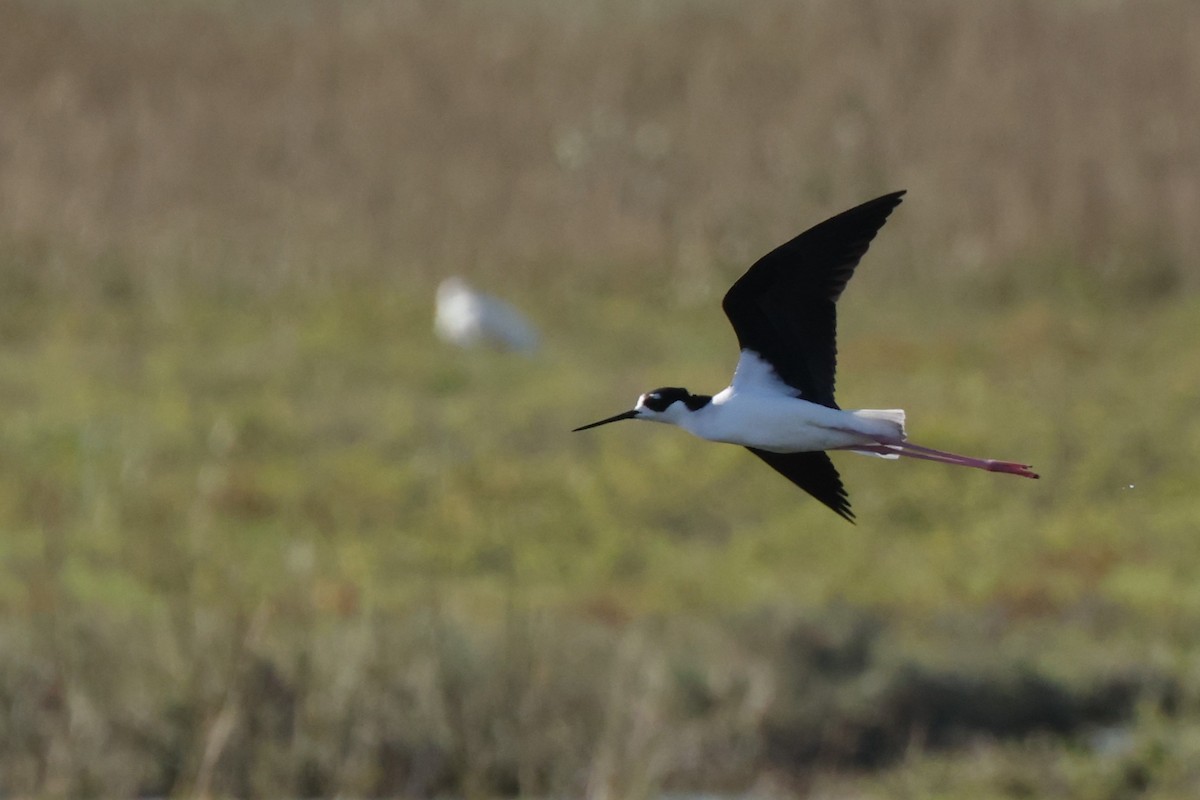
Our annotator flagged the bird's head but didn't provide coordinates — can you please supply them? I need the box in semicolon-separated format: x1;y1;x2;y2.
573;387;709;431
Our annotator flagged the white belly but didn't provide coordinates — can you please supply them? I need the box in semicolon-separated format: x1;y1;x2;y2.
684;389;905;453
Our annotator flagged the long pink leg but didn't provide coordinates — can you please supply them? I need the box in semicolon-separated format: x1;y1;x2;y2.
898;442;1038;477
846;443;1039;478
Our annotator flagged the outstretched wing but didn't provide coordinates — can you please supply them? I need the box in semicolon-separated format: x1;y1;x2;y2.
746;448;854;522
722;191;906;409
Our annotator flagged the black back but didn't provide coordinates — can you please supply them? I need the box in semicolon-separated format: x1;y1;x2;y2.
747;448;854;522
722;191;906;409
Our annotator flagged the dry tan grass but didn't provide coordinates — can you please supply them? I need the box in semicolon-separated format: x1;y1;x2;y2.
2;0;1198;296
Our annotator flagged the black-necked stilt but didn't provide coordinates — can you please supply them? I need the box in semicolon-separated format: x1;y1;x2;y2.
436;277;540;354
573;191;1038;521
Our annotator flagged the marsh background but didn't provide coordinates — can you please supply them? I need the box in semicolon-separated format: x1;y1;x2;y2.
2;0;1199;797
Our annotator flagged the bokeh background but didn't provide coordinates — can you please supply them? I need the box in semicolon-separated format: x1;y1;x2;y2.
2;0;1200;796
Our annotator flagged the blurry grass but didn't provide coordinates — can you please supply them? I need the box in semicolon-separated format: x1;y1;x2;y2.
3;0;1200;795
1;245;1199;794
3;0;1200;295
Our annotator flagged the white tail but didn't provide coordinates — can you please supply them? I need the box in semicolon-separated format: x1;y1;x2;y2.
852;408;907;439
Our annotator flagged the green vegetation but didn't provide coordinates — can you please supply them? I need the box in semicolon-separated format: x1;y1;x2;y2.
2;0;1200;796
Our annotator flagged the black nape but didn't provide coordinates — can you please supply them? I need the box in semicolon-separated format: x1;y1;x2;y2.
643;387;712;412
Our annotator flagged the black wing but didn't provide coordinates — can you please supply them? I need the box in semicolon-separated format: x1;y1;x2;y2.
722;191;906;409
747;448;854;522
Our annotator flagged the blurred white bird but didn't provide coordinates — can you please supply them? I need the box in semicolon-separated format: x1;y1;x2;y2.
434;276;540;354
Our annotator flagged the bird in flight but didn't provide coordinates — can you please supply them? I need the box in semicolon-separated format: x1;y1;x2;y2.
573;191;1038;521
435;276;540;354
